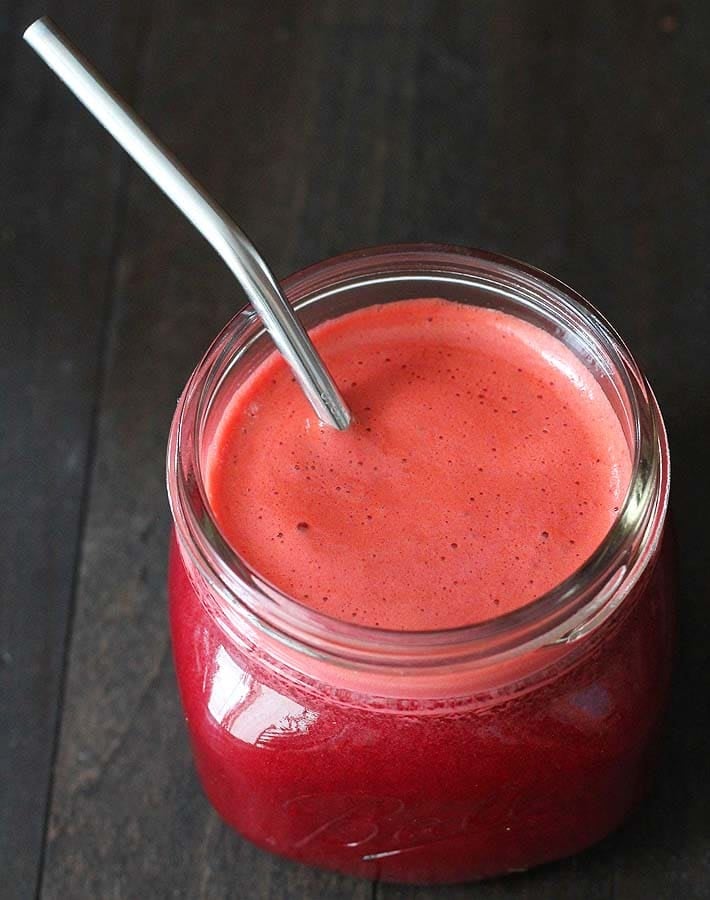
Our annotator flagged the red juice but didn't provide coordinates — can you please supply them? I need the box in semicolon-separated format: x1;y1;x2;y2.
205;299;631;630
167;248;672;883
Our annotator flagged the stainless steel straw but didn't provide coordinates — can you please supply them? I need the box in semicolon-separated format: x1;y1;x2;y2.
24;17;352;430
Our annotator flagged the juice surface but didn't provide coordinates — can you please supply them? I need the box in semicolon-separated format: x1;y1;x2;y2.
206;299;631;629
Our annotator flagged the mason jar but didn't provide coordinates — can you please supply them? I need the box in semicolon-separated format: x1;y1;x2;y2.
166;245;673;884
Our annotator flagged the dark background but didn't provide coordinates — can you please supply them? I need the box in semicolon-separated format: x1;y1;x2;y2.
2;2;708;898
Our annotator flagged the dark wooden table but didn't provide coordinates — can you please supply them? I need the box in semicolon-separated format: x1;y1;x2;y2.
3;2;709;897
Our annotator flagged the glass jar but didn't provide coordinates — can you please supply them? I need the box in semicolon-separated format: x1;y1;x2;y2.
166;245;673;884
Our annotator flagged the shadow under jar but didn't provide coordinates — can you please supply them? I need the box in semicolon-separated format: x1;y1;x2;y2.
166;245;673;884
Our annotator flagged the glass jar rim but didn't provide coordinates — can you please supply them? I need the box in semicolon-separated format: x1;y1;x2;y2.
166;243;670;671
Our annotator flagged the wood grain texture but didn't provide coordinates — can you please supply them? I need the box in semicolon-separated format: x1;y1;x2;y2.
3;0;708;897
0;2;152;896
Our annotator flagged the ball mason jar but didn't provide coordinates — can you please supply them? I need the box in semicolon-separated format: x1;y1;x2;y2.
166;245;673;884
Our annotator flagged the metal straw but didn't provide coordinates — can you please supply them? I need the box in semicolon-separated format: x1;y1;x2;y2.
24;17;352;430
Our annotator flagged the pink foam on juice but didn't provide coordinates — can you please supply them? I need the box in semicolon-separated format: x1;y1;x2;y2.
205;298;631;629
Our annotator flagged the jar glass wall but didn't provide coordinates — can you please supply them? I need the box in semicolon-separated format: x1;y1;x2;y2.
166;245;673;884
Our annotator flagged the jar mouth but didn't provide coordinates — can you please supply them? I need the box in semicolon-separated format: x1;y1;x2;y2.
167;243;670;670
